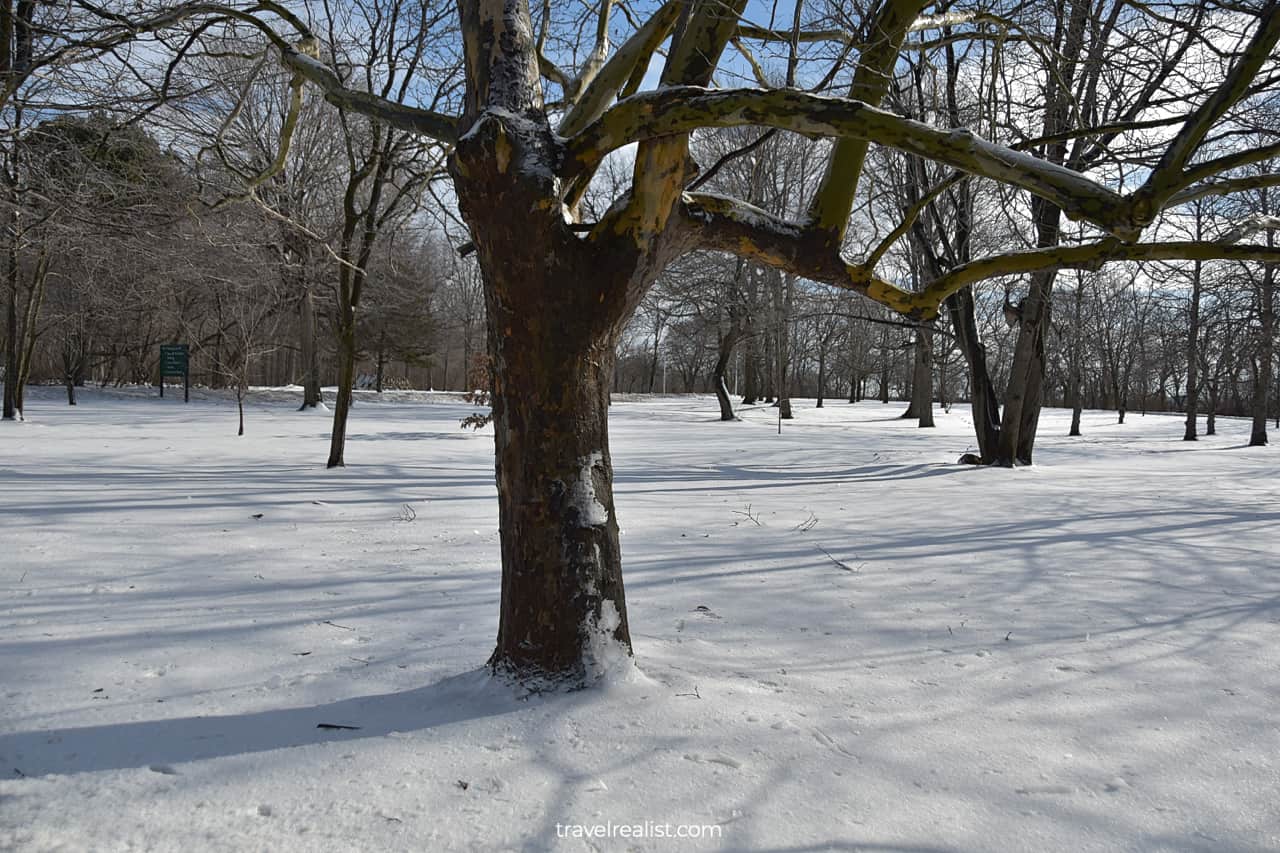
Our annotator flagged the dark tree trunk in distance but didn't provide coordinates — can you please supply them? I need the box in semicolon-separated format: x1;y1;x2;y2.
1251;250;1274;446
740;340;758;405
1184;261;1202;441
3;237;16;420
299;287;323;409
911;327;934;427
327;322;356;467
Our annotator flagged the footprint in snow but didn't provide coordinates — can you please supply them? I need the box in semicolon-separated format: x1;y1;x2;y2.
683;753;743;770
812;728;856;758
1014;784;1074;796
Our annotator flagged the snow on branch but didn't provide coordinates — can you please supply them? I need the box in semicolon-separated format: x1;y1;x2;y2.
1169;173;1280;207
680;193;1280;321
678;192;928;317
1219;214;1280;244
566;86;1135;238
916;240;1280;307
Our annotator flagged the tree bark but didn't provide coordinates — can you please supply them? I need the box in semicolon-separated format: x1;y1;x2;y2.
299;286;323;409
945;289;1001;462
1184;260;1202;441
327;322;356;467
1206;382;1218;435
1250;248;1274;446
774;274;793;419
375;332;387;393
3;222;16;420
1067;278;1084;436
816;349;826;408
449;54;662;681
910;327;934;427
878;325;891;404
712;327;740;421
740;338;758;405
999;264;1054;465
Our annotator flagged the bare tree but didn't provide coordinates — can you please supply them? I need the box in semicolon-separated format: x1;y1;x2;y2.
29;0;1280;685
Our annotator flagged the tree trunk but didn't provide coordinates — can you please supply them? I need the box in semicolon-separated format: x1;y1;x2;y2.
945;289;1001;462
816;350;826;408
1068;281;1084;436
1251;254;1274;446
477;252;633;684
299;287;323;409
646;314;661;394
487;313;630;682
375;333;387;393
740;338;758;404
879;325;891;404
774;276;793;419
911;327;934;427
1184;261;1202;441
448;63;653;682
999;267;1053;465
712;328;740;421
3;234;16;420
327;322;356;467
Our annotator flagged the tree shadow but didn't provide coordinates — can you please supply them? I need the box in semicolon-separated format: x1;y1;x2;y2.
2;669;521;778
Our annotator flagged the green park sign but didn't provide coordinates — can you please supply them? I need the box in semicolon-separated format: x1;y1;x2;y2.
159;344;190;402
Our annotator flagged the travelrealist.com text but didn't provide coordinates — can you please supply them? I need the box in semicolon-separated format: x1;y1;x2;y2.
555;821;723;840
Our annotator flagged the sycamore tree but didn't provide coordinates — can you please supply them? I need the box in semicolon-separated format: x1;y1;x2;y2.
15;0;1280;685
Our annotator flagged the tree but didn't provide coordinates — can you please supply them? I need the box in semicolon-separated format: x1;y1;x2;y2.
39;0;1280;685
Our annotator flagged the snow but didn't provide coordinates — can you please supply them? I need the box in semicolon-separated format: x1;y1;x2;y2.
581;599;645;689
2;386;1279;851
568;452;610;527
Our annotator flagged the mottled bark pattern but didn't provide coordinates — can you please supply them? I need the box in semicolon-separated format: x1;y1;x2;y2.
452;103;644;682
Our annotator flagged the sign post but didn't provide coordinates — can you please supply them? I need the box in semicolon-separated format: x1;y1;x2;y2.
159;344;190;402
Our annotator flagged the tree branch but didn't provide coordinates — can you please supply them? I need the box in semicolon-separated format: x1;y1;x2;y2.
568;86;1135;238
280;49;458;144
1127;5;1280;224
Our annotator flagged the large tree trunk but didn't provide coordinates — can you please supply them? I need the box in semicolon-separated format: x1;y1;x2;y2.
478;254;635;681
449;56;656;681
486;307;630;681
299;287;323;409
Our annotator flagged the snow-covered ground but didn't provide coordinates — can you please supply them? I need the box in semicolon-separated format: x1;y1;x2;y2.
2;386;1277;852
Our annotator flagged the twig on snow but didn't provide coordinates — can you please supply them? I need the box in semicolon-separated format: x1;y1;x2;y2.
816;545;864;573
